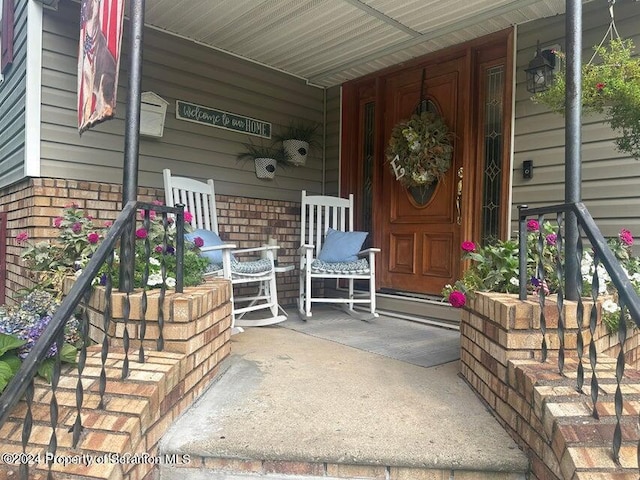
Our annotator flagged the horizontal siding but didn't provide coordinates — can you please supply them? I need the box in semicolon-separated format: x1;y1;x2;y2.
40;2;326;202
512;0;640;239
0;0;28;189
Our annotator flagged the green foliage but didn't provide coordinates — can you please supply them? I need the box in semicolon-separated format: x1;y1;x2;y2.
274;121;321;147
385;111;454;188
237;139;286;164
532;39;640;159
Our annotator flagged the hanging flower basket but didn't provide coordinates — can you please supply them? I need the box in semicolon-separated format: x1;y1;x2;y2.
532;38;640;159
385;111;454;188
254;157;277;179
282;139;309;166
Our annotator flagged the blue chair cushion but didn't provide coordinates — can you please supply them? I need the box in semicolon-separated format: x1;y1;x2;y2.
186;229;228;265
318;228;368;262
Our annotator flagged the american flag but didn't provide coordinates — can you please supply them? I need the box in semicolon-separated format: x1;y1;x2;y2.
77;0;125;134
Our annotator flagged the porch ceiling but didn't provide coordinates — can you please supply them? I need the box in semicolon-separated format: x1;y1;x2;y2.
143;0;582;88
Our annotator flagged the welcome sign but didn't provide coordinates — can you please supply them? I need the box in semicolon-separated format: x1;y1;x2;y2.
175;100;271;139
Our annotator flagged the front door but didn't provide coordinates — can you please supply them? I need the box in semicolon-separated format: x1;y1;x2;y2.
341;30;513;297
378;56;466;293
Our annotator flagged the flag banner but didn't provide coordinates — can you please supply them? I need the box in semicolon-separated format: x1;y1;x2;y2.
77;0;124;134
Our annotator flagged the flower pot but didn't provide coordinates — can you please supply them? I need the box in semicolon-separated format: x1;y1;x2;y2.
254;157;277;179
283;139;309;166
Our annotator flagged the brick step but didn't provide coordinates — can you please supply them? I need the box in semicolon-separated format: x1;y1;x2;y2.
158;457;527;480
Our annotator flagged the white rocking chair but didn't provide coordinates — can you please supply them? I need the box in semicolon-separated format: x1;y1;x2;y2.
298;190;380;320
163;169;286;331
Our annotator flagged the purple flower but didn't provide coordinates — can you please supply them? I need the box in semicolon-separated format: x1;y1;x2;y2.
53;217;63;228
448;291;466;308
546;233;557;246
99;273;107;286
193;236;204;248
527;219;540;232
165;245;175;255
71;222;82;233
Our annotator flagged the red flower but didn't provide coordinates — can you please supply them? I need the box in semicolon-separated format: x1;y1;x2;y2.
461;241;476;252
16;232;28;244
87;232;100;244
619;228;634;246
448;290;466;308
526;219;539;232
193;236;204;248
596;82;606;91
135;228;148;239
53;217;63;228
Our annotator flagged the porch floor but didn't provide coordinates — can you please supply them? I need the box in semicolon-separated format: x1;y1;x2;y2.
159;307;529;479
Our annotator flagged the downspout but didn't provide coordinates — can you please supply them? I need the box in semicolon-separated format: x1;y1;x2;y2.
119;0;145;291
322;87;327;195
564;0;582;300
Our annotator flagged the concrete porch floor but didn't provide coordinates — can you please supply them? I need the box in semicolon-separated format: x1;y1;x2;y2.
159;308;529;479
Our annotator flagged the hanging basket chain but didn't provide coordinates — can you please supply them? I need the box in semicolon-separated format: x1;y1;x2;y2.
589;0;620;65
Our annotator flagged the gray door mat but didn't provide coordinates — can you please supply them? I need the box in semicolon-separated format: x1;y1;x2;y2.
279;307;460;368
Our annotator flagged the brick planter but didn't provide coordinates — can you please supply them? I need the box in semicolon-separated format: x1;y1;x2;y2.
461;292;640;480
0;278;233;480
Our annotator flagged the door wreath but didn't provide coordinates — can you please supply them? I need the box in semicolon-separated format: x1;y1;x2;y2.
385;111;454;188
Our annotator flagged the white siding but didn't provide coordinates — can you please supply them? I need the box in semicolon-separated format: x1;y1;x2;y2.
512;0;640;238
40;2;326;202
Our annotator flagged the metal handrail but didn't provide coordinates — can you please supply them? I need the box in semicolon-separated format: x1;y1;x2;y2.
518;202;640;327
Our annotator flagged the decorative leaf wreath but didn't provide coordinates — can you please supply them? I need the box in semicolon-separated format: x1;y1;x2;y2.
385;111;454;188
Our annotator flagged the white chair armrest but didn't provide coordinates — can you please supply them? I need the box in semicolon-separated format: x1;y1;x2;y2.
233;245;279;255
200;243;237;253
358;247;381;255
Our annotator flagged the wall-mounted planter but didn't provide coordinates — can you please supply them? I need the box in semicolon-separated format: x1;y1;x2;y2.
283;139;309;166
255;157;277;179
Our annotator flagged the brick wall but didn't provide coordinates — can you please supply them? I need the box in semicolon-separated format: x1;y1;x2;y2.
461;292;640;479
0;178;301;308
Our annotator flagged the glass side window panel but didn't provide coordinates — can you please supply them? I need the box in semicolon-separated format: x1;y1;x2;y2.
361;102;375;247
481;65;505;245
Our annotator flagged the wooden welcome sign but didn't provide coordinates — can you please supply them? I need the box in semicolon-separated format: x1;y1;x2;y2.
176;100;271;139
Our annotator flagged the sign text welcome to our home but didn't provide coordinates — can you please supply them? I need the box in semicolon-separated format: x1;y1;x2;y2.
175;100;271;139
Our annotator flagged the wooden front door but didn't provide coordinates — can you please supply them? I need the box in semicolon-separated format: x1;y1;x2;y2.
378;56;466;294
341;30;513;298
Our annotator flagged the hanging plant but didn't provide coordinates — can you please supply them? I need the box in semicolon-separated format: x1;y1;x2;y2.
532;38;640;159
385;111;454;188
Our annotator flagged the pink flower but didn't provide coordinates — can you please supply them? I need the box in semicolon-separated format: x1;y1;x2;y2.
184;211;193;223
155;245;164;253
448;290;466;308
87;232;100;244
461;241;476;252
71;222;82;233
619;228;634;246
527;219;539;232
53;217;63;228
104;221;112;228
135;228;148;239
152;200;163;206
193;236;204;248
16;232;28;244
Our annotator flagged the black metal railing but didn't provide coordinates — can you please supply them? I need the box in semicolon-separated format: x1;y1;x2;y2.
0;200;184;479
518;202;640;466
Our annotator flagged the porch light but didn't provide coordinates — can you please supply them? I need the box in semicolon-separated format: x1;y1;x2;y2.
525;42;557;94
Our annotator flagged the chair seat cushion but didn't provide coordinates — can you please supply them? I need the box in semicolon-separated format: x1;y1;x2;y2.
310;258;370;274
231;258;273;275
317;228;368;262
204;259;273;275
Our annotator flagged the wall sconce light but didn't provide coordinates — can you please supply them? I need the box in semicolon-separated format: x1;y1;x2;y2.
525;42;557;94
